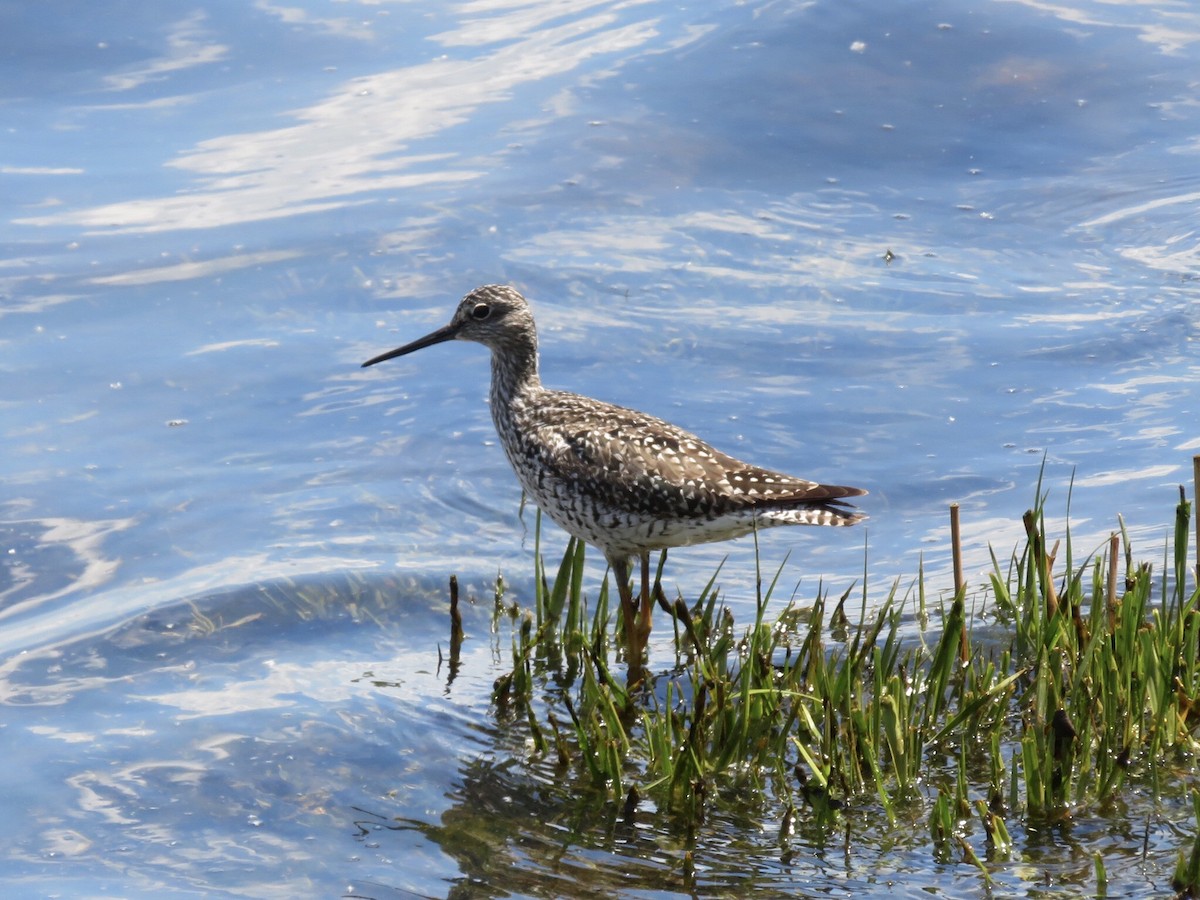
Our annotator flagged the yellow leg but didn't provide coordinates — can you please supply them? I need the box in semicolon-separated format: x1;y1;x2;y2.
637;550;653;642
609;554;648;670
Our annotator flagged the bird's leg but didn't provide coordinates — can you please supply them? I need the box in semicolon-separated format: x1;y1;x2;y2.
609;554;648;673
609;555;636;638
637;550;653;643
652;549;673;616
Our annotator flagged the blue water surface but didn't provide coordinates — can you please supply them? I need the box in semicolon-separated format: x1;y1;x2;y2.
2;1;1199;896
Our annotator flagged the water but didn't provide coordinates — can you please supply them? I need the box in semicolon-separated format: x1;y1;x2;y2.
3;0;1199;896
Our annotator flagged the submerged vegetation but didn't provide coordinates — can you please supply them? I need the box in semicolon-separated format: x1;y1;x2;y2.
480;475;1200;896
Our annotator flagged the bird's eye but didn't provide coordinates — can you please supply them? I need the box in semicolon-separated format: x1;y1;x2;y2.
470;302;491;321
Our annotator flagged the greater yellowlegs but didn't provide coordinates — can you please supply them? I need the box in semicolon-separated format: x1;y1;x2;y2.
363;285;865;654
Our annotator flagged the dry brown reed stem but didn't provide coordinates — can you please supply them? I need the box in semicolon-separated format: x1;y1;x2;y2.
449;574;464;648
1022;510;1059;619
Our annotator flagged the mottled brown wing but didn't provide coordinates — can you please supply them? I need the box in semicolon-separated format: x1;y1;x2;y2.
526;390;864;517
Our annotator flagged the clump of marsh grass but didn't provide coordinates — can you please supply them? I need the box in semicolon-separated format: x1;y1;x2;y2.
479;468;1200;894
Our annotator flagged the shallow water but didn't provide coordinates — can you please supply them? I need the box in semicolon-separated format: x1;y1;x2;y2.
3;0;1200;896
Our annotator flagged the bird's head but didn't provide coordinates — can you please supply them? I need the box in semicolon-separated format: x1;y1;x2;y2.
362;284;537;368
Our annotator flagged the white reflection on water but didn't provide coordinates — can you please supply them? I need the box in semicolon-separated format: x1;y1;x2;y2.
255;1;376;42
1081;190;1200;229
1073;464;1180;488
101;11;229;93
0;165;86;176
186;337;282;356
437;0;656;47
1002;0;1200;54
89;249;303;286
0;550;380;663
19;8;705;235
0;514;134;616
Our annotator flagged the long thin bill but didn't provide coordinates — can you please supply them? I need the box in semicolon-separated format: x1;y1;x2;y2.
361;321;460;368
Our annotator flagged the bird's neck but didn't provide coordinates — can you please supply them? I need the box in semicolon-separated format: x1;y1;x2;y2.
489;341;542;410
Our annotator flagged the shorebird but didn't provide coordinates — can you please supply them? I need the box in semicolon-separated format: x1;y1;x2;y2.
363;285;865;657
